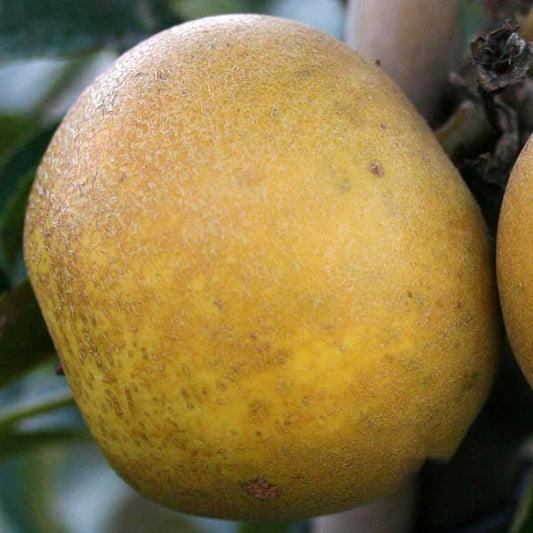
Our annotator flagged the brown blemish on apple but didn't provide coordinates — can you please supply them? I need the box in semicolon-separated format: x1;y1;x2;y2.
462;370;481;393
249;399;270;423
125;387;134;411
370;161;384;176
242;477;283;500
180;387;194;410
340;179;352;192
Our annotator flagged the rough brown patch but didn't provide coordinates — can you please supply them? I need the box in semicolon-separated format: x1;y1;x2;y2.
370;161;384;176
181;388;194;410
242;477;283;500
276;349;289;364
340;179;352;192
462;371;481;393
249;399;270;422
380;122;388;129
106;390;123;416
253;340;271;354
125;387;134;411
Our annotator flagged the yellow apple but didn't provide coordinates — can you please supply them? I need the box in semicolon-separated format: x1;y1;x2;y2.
498;136;533;386
24;14;500;520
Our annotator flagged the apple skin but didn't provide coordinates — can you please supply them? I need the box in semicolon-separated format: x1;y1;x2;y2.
498;136;533;387
24;14;500;520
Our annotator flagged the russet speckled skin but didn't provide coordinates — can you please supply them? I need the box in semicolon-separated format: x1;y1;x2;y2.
498;136;533;386
24;15;499;520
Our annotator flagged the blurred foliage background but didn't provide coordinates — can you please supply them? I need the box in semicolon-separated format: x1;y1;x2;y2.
1;1;529;533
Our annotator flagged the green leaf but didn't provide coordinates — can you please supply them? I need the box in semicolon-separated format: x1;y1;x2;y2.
0;447;71;532
0;168;34;283
510;472;533;533
0;121;58;284
0;269;9;292
2;448;71;533
0;390;75;430
0;281;55;387
459;0;487;52
0;390;85;462
0;113;39;157
239;521;294;533
0;121;57;217
0;0;184;60
0;428;89;460
171;0;268;19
